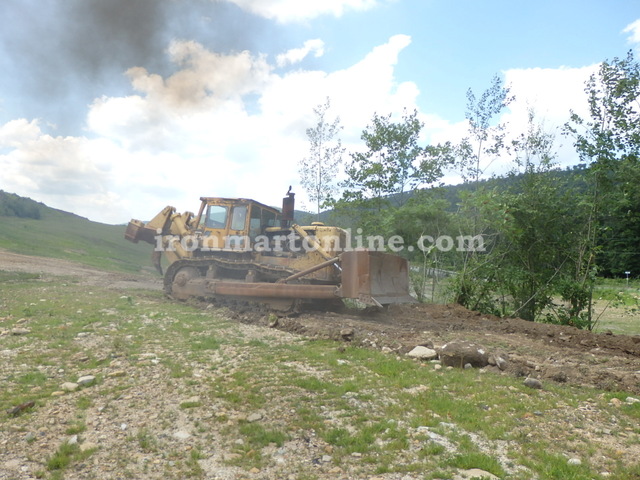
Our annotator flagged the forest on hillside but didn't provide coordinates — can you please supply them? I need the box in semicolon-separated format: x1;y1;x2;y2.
0;190;42;219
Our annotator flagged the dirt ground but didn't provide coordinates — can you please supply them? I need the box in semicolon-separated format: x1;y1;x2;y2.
2;250;640;394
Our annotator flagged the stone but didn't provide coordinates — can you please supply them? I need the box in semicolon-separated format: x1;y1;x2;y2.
247;412;263;423
523;377;543;389
11;328;31;336
625;396;640;404
439;341;489;368
496;356;508;371
609;398;622;407
173;431;191;440
407;346;438;360
568;458;582;466
61;382;79;392
453;468;499;480
3;459;20;471
77;375;96;386
340;328;355;341
107;370;126;378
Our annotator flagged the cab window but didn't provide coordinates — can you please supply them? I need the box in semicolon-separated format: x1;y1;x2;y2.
205;205;228;229
249;207;262;239
230;206;248;231
263;209;277;228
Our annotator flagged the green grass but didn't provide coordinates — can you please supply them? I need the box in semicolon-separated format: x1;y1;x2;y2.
592;278;640;334
2;273;640;479
46;442;96;471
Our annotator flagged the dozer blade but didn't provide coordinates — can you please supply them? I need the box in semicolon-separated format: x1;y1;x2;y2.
339;250;417;306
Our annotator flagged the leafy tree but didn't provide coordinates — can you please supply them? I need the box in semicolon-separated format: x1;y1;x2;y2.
566;50;640;278
452;105;595;325
503;112;594;323
332;109;450;234
457;75;514;183
299;98;345;219
450;75;513;310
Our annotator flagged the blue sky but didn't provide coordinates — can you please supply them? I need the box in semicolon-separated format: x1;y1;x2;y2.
0;0;639;223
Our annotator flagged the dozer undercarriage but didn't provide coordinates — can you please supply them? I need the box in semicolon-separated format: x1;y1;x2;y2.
125;190;416;311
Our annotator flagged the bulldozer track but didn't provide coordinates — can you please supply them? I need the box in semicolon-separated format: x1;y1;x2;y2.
163;256;298;296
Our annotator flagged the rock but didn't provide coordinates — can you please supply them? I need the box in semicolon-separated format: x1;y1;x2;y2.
523;377;543;389
496;356;508;371
610;398;622;407
11;328;31;335
61;382;79;392
453;468;499;480
173;431;191;440
67;435;78;445
107;370;126;378
407;346;438;360
464;363;473;369
625;396;640;404
439;341;489;368
266;313;279;328
247;412;263;423
321;454;333;463
340;328;355;341
3;459;20;471
568;458;582;466
77;375;96;386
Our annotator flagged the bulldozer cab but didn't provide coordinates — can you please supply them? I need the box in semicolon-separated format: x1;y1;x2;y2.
197;197;281;251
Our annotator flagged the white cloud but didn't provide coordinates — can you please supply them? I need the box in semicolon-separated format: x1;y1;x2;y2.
276;39;325;67
425;64;598;182
0;35;418;223
0;119;129;222
225;0;380;23
623;18;640;46
503;65;596;129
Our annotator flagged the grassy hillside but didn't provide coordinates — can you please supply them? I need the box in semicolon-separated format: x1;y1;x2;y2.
0;191;155;274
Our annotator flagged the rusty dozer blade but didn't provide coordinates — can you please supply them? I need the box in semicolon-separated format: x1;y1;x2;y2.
339;250;417;307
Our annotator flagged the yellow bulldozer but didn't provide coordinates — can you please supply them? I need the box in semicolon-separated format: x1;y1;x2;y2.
125;189;415;311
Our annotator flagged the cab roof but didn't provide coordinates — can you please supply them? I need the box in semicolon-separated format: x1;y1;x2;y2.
199;197;281;214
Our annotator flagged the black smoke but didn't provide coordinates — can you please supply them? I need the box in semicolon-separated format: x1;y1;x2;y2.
0;0;272;133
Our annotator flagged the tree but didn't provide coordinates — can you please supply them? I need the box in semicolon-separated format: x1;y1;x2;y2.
450;75;513;311
457;75;514;183
566;50;640;278
333;109;449;234
299;99;345;219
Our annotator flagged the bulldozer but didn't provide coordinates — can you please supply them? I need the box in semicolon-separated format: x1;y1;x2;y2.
125;189;416;311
